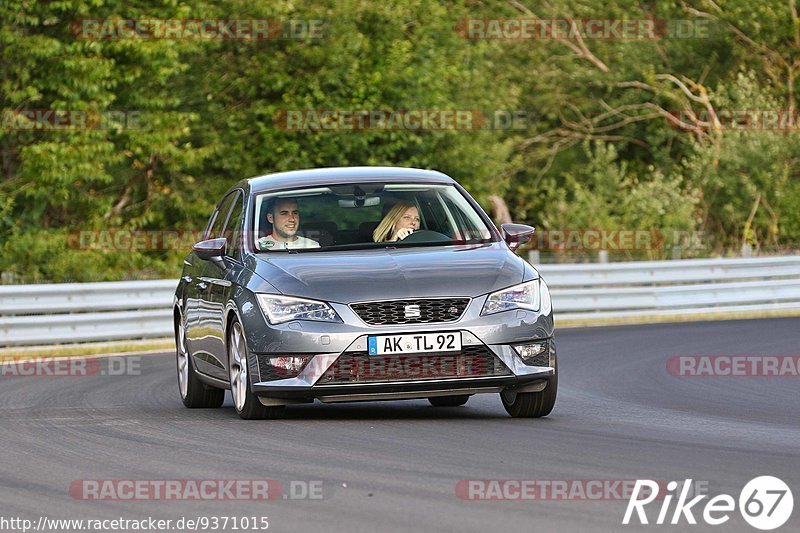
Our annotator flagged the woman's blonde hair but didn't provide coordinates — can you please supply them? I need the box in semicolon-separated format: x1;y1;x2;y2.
373;202;416;242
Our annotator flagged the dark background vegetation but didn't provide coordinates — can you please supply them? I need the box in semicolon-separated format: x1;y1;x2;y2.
2;0;799;282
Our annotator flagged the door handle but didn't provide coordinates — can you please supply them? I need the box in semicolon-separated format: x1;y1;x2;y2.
196;282;208;290
182;276;192;283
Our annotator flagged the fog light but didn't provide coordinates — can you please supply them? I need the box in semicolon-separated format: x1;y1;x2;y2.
513;342;549;366
265;356;313;379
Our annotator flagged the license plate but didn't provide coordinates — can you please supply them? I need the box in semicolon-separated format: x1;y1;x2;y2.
368;332;461;355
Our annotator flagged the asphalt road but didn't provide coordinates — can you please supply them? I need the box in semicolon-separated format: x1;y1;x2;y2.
1;318;798;533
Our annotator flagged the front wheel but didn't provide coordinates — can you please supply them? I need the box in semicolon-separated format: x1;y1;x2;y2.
176;312;224;408
228;319;284;420
500;355;558;418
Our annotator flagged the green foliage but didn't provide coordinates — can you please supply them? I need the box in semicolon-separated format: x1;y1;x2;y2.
1;0;799;281
678;72;800;253
0;229;182;283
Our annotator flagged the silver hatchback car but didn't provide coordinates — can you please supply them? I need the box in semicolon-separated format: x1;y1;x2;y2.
174;167;557;419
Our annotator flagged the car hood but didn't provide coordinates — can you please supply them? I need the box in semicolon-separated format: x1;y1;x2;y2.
251;243;527;303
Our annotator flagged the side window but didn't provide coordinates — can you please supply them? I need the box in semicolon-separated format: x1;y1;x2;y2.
207;193;236;240
442;195;479;240
203;209;219;240
418;193;449;234
223;191;244;258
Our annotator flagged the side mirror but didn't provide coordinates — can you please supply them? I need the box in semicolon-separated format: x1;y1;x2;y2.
193;237;227;262
501;223;535;252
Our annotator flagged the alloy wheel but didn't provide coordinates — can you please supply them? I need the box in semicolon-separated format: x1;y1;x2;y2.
229;322;248;412
176;317;189;399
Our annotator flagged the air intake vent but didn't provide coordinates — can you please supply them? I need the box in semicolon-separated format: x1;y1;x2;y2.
316;345;511;384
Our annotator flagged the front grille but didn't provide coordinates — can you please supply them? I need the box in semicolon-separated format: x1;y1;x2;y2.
316;345;511;385
350;298;469;326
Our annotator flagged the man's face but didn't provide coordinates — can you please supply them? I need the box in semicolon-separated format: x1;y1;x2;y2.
267;199;300;241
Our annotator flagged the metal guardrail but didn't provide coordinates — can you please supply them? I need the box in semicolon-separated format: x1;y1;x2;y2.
1;256;799;347
537;256;800;322
0;279;176;346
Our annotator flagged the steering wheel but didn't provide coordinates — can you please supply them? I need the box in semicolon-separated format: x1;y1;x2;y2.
400;229;451;243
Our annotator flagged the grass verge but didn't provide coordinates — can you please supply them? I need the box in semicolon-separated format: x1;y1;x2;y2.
0;338;174;360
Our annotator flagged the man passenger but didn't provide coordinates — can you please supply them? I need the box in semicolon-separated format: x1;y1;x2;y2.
258;197;320;250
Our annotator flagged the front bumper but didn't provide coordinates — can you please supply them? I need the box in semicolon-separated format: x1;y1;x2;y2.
251;331;556;403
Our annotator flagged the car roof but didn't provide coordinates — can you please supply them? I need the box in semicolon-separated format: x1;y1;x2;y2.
244;166;455;194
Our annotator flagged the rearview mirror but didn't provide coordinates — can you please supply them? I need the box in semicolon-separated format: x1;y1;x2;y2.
338;196;381;208
501;223;535;252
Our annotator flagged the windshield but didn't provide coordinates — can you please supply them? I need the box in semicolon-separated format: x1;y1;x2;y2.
251;182;496;252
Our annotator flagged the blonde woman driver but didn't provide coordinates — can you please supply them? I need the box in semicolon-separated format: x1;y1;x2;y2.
373;202;421;242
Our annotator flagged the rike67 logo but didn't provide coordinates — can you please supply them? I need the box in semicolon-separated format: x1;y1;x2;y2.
624;476;793;530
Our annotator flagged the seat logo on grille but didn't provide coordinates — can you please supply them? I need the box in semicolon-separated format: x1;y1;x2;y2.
404;304;421;318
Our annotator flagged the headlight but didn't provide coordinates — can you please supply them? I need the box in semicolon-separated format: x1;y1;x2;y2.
481;280;541;315
256;294;341;324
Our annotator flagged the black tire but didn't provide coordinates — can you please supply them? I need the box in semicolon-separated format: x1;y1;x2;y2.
500;356;558;418
176;313;224;409
228;318;285;420
428;395;471;407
